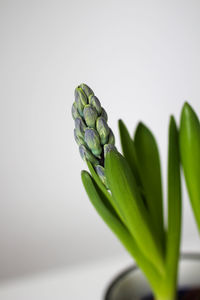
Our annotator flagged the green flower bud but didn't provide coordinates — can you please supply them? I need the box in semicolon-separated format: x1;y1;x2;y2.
107;128;115;144
75;117;86;139
96;117;110;145
95;165;109;188
75;88;88;116
71;102;80;120
84;128;102;157
89;95;102;115
101;107;108;121
72;83;117;189
74;129;85;146
83;105;98;128
79;145;99;165
104;144;117;158
79;83;94;98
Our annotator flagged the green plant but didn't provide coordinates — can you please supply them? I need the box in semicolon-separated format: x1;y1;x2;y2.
180;102;200;232
72;84;182;300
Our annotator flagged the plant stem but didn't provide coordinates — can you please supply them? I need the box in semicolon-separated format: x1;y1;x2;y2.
154;285;176;300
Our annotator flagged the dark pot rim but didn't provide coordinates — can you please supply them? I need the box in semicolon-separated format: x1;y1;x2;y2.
104;252;200;300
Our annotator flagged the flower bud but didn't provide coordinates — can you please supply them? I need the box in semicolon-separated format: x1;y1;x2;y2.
75;88;88;116
84;128;102;156
107;128;115;144
79;83;94;98
96;117;109;145
83;105;98;128
101;107;108;121
95;165;109;188
75;117;86;139
89;95;102;115
71;102;80;120
74;129;85;146
79;145;99;165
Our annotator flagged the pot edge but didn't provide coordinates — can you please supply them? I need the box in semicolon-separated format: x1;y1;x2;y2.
104;252;200;300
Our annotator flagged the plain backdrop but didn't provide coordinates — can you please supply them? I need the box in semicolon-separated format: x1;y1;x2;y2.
1;0;200;281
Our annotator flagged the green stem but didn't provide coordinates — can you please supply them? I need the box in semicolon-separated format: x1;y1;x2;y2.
154;283;177;300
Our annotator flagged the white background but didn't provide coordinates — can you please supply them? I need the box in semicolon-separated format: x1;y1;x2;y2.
1;0;200;281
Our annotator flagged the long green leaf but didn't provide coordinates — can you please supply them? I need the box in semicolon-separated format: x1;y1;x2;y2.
81;170;162;292
180;103;200;231
118;119;141;185
134;122;165;251
105;151;165;275
82;170;125;230
163;116;182;299
86;160;126;223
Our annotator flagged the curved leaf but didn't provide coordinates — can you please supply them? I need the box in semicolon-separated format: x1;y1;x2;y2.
118;119;141;185
180;103;200;231
81;170;162;290
86;160;126;223
134;122;165;250
105;151;165;275
165;116;182;298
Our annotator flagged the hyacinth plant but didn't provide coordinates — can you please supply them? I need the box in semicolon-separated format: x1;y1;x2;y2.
72;84;181;300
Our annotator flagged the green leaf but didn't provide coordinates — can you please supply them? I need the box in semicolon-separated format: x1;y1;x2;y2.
81;170;162;291
81;170;120;221
134;122;165;251
86;160;126;223
118;119;141;185
87;160;109;197
180;102;200;231
105;150;165;275
164;116;182;298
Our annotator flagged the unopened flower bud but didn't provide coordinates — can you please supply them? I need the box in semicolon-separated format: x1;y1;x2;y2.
101;107;108;121
75;117;86;139
74;129;85;146
96;117;109;145
72;83;117;189
83;105;98;128
79;83;94;98
79;145;99;165
95;165;109;188
75;88;88;116
84;128;102;156
89;95;102;115
71;102;80;120
107;128;115;145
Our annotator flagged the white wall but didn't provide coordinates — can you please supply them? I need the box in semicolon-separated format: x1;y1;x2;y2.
1;0;200;280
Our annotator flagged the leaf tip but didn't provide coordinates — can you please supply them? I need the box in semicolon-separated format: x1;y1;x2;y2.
81;169;90;181
181;102;193;116
134;122;150;140
118;118;125;130
180;101;198;126
136;121;147;132
169;115;176;126
105;147;120;168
